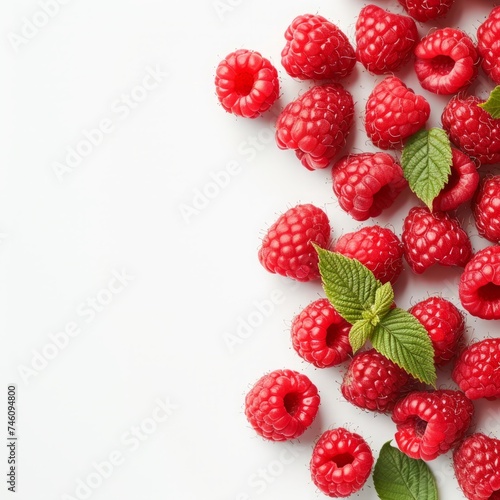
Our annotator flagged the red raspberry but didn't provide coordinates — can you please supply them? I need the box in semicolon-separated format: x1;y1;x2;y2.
409;296;465;366
392;389;474;461
332;152;407;221
334;225;404;285
414;28;480;95
459;246;500;319
452;338;500;400
341;349;417;413
432;148;479;212
364;76;430;150
281;14;356;81
355;4;419;75
402;206;472;274
258;203;330;282
310;427;374;497
291;298;352;369
398;0;455;22
244;369;320;441
473;175;500;244
214;49;279;118
275;83;354;170
453;433;500;499
442;94;500;165
477;6;500;85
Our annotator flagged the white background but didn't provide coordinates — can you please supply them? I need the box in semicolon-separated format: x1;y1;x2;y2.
1;0;500;499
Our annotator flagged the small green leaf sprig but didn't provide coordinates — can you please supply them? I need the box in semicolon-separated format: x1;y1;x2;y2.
314;246;436;386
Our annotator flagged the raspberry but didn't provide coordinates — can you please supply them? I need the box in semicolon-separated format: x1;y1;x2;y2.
244;369;320;441
432;148;479;212
310;427;374;497
334;225;404;285
453;433;500;499
402;206;472;274
392;389;474;461
355;4;419;75
291;298;352;369
452;338;500;400
214;49;279;118
409;296;465;366
459;246;500;319
341;349;417;413
275;83;354;170
442;94;500;165
473;175;500;244
258;204;330;282
398;0;456;22
332;152;407;221
281;14;356;81
364;76;430;150
477;6;500;85
414;28;480;95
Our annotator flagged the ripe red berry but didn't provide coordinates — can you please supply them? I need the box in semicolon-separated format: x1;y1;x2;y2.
258;204;331;282
244;369;320;441
414;28;480;95
310;427;374;497
355;4;418;75
477;6;500;85
402;206;472;274
398;0;456;22
215;49;279;118
452;337;500;400
281;14;356;81
275;83;354;170
442;94;500;165
472;175;500;244
432;148;479;212
291;298;352;369
334;225;404;285
364;76;430;150
459;245;500;320
332;152;407;221
341;349;417;413
409;296;465;366
453;433;500;499
392;389;474;461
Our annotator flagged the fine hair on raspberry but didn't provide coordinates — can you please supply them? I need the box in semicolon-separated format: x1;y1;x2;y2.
332;152;407;221
459;245;500;319
310;427;374;497
392;389;474;461
291;298;352;369
275;83;354;170
244;369;320;441
281;13;356;80
258;203;331;282
414;28;480;95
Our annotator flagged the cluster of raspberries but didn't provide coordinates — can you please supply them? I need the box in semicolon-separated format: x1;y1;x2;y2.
215;3;500;499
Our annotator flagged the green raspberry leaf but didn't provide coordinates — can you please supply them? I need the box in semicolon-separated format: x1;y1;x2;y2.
315;246;381;324
401;128;452;210
371;308;436;386
479;85;500;118
373;282;394;319
349;319;374;353
373;441;438;500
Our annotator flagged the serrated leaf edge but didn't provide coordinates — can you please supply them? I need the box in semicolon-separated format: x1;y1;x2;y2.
401;128;452;210
373;441;438;500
